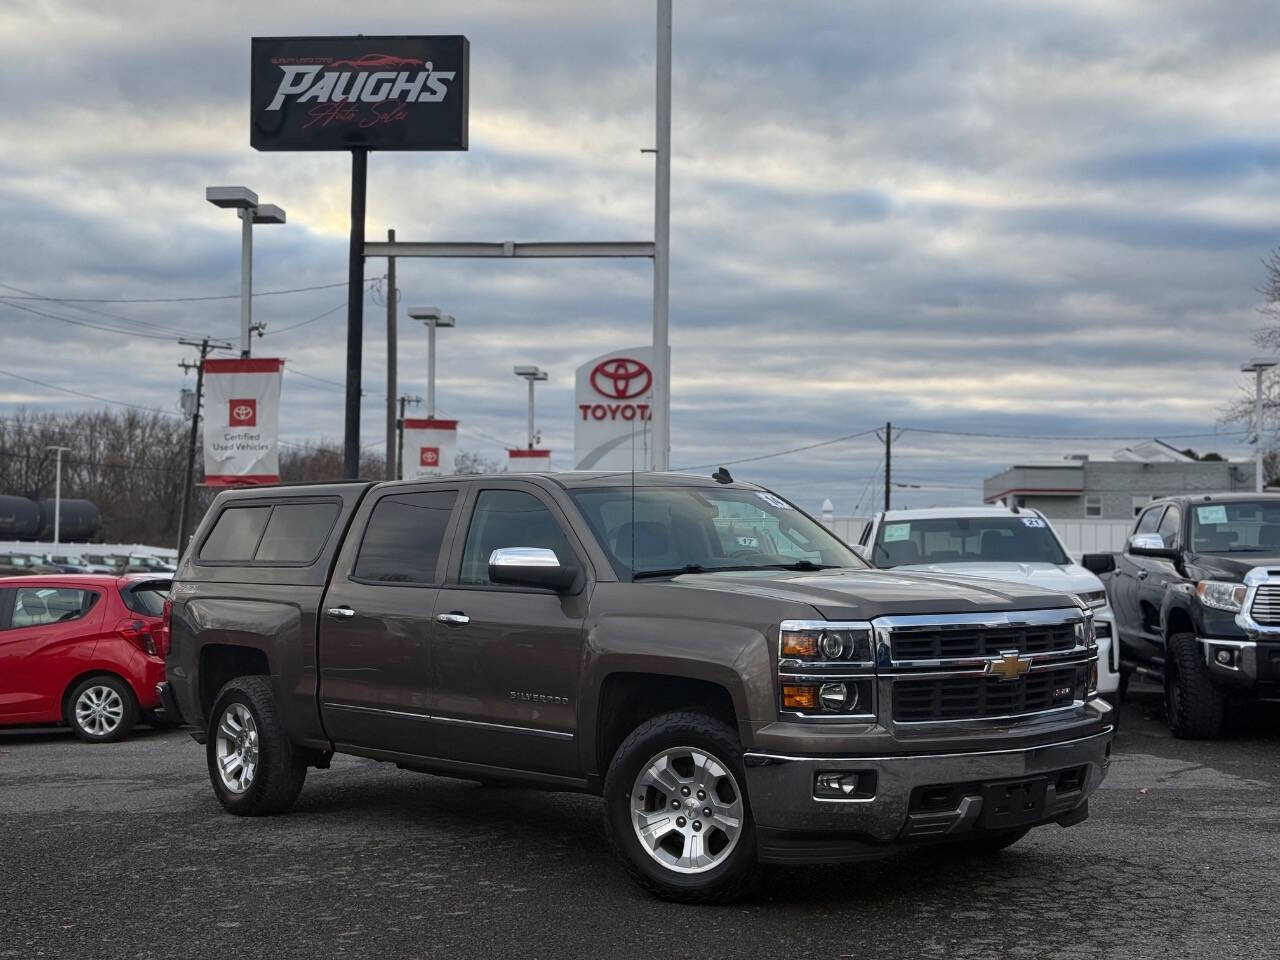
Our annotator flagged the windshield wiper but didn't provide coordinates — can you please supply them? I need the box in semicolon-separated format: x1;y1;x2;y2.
761;560;839;571
632;564;710;579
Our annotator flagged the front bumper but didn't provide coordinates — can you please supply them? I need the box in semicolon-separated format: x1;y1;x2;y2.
1199;637;1280;687
744;726;1112;864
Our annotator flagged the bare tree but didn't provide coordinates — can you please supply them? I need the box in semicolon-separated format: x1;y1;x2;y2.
453;450;503;475
1222;250;1280;478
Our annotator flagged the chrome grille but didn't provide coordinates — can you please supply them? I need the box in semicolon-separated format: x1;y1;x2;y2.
888;622;1076;661
1249;584;1280;626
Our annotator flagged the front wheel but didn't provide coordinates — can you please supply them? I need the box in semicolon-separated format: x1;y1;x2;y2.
206;676;307;816
603;711;757;903
1165;632;1225;739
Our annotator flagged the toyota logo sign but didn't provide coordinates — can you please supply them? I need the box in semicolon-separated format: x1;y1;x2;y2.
419;446;440;468
590;358;652;400
229;398;258;427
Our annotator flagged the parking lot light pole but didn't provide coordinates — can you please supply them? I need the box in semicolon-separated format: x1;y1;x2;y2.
1242;357;1279;493
205;187;287;357
514;365;548;448
45;445;71;547
408;306;457;419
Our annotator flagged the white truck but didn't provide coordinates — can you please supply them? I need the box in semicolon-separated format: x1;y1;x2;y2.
855;506;1120;698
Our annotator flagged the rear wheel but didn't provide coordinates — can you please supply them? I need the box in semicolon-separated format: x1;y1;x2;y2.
603;711;757;903
206;676;307;816
1165;632;1225;739
66;676;138;743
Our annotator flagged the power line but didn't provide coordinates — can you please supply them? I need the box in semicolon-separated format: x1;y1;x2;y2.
0;299;186;341
0;367;182;417
261;301;347;336
675;427;882;471
0;282;207;338
0;278;364;304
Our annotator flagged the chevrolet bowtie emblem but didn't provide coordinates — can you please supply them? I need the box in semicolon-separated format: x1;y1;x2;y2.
986;650;1032;681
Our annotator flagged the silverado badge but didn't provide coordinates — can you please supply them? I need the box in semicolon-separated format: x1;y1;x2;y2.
986;650;1032;682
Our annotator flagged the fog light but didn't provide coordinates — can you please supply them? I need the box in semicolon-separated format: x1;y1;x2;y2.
816;772;861;796
1216;649;1234;666
819;682;848;711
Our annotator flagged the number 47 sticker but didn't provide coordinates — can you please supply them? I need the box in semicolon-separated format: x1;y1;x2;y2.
1021;517;1046;528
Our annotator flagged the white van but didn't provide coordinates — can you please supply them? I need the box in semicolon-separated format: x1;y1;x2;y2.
856;506;1119;697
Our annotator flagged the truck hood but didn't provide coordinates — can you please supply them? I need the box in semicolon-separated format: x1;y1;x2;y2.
888;561;1102;598
663;567;1079;621
1185;552;1280;582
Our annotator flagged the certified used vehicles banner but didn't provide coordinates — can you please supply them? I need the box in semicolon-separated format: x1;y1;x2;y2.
203;358;284;486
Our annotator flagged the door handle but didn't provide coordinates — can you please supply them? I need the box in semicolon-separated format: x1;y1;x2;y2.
1136;570;1148;581
327;606;355;619
436;613;470;626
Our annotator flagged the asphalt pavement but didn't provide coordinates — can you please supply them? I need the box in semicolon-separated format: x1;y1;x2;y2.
2;688;1278;960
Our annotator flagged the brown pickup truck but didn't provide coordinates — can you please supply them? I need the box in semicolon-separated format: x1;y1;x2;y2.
161;471;1113;902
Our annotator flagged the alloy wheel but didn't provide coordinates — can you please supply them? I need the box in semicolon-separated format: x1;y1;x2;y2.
630;746;744;874
214;702;259;794
74;685;124;737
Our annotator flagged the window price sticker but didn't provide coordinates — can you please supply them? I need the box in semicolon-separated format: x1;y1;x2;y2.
882;523;910;543
1196;505;1228;524
1021;517;1046;528
756;492;792;510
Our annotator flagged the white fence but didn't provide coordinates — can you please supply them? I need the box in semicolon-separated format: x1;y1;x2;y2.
0;540;178;561
820;516;1130;559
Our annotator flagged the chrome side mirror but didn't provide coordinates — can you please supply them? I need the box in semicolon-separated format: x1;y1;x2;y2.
488;547;578;591
1127;533;1178;559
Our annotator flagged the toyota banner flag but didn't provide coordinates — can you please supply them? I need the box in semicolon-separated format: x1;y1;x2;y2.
402;418;457;478
203;358;284;486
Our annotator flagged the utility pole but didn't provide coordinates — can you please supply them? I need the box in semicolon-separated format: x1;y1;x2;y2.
884;421;892;513
385;228;397;480
176;337;231;555
651;0;673;472
45;445;71;547
395;394;422;481
343;149;369;479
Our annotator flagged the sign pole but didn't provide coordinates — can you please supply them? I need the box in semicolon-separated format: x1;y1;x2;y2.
176;338;214;555
651;0;673;472
343;148;368;479
385;227;397;479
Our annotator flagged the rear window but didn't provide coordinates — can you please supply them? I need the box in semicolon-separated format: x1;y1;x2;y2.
199;500;340;565
353;490;457;584
122;583;168;616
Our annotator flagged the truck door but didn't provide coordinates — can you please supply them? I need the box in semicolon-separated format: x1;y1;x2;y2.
1111;505;1165;655
1137;504;1185;662
318;486;462;757
428;482;589;778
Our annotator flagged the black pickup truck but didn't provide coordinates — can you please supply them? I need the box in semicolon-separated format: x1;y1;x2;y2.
1092;493;1280;738
162;471;1112;901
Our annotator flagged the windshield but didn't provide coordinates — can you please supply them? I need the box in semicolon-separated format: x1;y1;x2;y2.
872;516;1070;567
568;486;866;579
1188;500;1280;554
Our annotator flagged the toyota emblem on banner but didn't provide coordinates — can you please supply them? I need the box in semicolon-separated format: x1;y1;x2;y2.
419;447;440;467
229;399;258;427
590;358;652;400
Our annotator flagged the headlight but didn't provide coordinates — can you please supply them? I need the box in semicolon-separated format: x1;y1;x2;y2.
1077;590;1107;609
779;621;873;663
1074;614;1097;649
1196;580;1247;612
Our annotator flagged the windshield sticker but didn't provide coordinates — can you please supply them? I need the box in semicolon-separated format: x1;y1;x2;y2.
882;523;910;543
756;492;792;510
1020;517;1046;528
1196;505;1228;525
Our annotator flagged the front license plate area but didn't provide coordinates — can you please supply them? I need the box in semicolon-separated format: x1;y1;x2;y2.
980;777;1048;830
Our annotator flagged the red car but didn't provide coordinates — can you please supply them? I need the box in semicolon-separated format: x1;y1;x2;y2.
0;574;174;742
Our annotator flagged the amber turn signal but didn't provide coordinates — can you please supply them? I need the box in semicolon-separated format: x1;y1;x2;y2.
781;634;818;658
782;685;819;710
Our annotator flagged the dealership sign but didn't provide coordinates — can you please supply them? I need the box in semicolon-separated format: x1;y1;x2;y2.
509;448;552;474
403;418;457;479
251;36;469;151
203;358;284;486
574;347;658;470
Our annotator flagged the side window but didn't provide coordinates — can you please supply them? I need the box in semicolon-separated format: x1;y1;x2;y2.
459;490;573;586
1157;506;1182;546
11;588;98;628
353;490;457;584
255;502;341;563
200;506;271;561
1135;506;1165;535
1084;495;1103;518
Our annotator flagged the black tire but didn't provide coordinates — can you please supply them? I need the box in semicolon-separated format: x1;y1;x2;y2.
941;828;1030;858
1165;632;1225;739
1116;669;1130;702
66;675;138;743
206;676;307;816
141;709;183;730
602;710;758;904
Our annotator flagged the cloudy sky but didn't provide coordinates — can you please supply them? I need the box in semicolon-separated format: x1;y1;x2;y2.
1;0;1276;513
